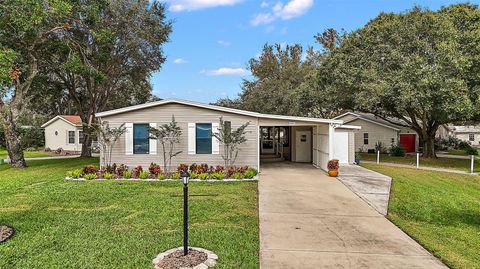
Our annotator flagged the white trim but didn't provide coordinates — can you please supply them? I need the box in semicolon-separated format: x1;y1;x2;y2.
96;98;343;125
211;122;219;155
125;123;133;155
343;117;401;131
41;115;82;128
334;124;361;130
256;119;260;171
78;130;83;144
333;111;361;120
149;123;157;155
188;123;196;155
328;123;335;160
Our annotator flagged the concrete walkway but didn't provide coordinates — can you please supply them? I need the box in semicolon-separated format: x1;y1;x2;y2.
338;165;392;215
362;160;479;175
259;162;447;269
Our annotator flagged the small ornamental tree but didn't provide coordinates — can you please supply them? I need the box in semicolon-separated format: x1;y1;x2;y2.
95;122;126;167
213;117;250;167
149;116;182;173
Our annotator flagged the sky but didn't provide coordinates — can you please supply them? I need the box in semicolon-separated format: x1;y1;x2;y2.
152;0;478;103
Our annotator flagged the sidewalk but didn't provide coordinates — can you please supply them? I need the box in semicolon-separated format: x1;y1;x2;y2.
363;160;479;175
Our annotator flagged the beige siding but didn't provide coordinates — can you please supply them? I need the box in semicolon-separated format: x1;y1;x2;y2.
291;126;313;162
315;124;330;170
455;133;480;147
44;119;82;151
99;103;259;169
348;119;399;152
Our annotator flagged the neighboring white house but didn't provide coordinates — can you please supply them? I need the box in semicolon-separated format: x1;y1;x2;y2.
95;99;360;171
334;112;419;153
448;125;480;147
41;115;83;152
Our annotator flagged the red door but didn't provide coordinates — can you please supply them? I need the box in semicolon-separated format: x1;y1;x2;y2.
399;134;416;153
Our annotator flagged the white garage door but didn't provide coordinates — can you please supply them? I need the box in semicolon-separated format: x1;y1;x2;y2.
334;131;349;164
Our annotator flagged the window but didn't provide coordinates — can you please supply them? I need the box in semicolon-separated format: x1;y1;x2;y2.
79;131;84;144
363;133;369;145
196;123;212;154
469;133;475;142
133;124;150;154
68;131;75;144
391;138;395;144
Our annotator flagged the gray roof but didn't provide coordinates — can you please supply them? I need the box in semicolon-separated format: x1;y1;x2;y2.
334;112;407;130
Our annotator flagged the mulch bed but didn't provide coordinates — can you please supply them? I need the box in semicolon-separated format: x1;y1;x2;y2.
156;248;207;269
0;225;15;243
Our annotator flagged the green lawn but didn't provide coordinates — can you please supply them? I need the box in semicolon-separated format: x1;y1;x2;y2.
446;149;480;156
0;148;56;159
0;158;259;268
363;163;480;269
360;152;480;172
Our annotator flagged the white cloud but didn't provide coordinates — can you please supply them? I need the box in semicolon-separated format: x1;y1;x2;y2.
173;58;187;64
166;0;243;12
201;67;249;76
260;1;269;8
250;0;313;26
217;40;231;46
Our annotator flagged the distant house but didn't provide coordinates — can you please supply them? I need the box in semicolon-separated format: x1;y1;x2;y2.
334;112;451;153
41;115;83;152
334;112;419;153
95;99;361;171
448;125;480;147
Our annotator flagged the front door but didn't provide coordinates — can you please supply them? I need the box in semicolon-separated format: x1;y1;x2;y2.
399;134;416;153
295;130;312;162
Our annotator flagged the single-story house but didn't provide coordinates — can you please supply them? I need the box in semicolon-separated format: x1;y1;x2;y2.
41;115;84;152
95;99;360;171
448;125;480;147
334;112;450;153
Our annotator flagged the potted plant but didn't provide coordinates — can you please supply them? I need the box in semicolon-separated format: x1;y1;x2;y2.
327;159;339;177
355;152;360;165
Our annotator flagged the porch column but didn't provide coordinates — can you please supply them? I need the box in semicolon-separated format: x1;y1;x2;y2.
329;123;335;160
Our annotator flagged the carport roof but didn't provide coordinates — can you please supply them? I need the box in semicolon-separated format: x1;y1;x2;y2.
96;98;344;124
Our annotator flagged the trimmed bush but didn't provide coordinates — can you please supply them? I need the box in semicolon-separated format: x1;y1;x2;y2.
198;173;209;180
103;172;115;180
123;171;132;179
157;173;166;180
170;172;181;179
244;168;258;179
66;169;83;179
389;143;406;157
211;172;227;180
83;165;98;174
84;173;97;180
465;146;478;156
149;163;162;177
138;171;150;179
231;172;244;179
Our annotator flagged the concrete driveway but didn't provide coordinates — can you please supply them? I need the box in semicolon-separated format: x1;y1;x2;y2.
259;162;447;269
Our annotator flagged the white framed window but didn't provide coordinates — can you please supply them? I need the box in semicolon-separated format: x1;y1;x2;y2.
78;131;84;144
469;133;475;142
68;131;75;144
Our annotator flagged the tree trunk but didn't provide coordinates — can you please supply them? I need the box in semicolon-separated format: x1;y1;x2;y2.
422;135;437;158
2;109;27;168
81;130;92;157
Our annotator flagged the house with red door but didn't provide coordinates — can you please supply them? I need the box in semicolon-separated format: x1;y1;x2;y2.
334;112;448;153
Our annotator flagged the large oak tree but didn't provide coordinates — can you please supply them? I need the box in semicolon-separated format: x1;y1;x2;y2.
322;4;480;157
0;0;71;167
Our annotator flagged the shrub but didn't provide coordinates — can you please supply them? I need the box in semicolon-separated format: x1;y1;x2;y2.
244;168;258;179
375;142;388;153
66;169;83;179
389;143;405;157
465;146;478;156
83;165;98;174
132;165;143;178
103;172;115;180
105;163;117;174
231;172;244;179
225;166;235;177
459;141;472;150
149;163;162;176
170;172;181;179
327;159;339;170
210;172;226;180
123;171;132;179
157;173;167;180
191;163;209;173
198;173;209;180
177;163;189;173
236;166;248;173
84;173;97;180
116;164;129;177
138;170;150;179
189;172;199;179
214;165;224;173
